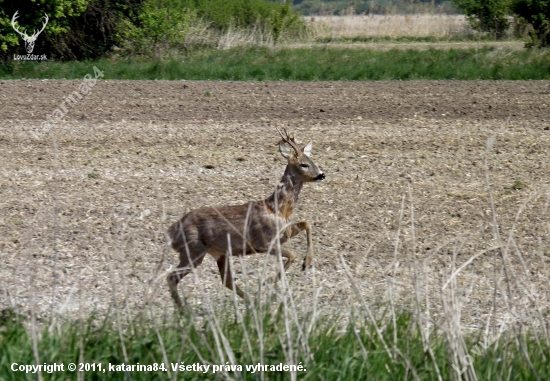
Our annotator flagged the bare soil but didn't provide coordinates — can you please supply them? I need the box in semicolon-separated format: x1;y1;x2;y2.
1;80;549;327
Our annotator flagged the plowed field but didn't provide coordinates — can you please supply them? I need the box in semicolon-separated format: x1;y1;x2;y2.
1;80;549;326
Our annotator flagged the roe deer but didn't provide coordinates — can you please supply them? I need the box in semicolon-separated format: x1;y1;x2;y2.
167;128;325;307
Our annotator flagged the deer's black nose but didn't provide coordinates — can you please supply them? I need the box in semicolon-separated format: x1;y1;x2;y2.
314;173;325;181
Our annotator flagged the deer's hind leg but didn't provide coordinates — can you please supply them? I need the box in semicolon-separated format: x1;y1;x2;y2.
216;255;252;303
167;242;207;309
265;247;297;285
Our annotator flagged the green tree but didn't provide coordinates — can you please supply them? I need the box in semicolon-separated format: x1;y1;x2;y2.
0;0;88;55
452;0;512;39
120;0;204;56
0;0;143;60
179;0;305;41
512;0;550;46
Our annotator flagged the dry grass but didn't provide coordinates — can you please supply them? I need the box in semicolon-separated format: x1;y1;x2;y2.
136;14;483;53
215;25;275;50
309;14;472;39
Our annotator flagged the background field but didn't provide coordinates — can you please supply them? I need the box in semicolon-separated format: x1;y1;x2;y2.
310;14;471;39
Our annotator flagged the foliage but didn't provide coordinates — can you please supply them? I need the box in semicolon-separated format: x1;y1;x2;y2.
0;305;548;380
0;0;88;57
52;0;144;60
118;0;306;56
451;0;512;39
180;0;307;41
293;0;459;15
119;0;205;56
0;0;143;60
512;0;550;46
0;0;305;61
450;0;550;46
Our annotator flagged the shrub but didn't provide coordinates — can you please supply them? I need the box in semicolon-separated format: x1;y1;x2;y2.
180;0;306;41
51;0;144;60
512;0;550;47
0;0;88;59
452;0;512;39
293;0;459;15
0;0;143;60
119;0;206;56
0;0;306;61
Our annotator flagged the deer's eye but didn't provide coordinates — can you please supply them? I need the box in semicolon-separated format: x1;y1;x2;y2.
300;164;309;169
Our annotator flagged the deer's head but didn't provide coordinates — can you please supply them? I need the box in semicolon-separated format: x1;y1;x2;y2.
277;127;325;183
11;11;49;54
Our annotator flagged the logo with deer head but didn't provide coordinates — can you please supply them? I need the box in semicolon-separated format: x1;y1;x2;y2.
11;11;49;54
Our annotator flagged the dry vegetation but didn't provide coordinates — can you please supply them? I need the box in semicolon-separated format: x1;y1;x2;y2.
309;14;471;39
1;80;549;343
303;14;527;52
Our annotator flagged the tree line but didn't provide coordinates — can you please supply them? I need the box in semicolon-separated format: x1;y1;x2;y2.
452;0;549;46
0;0;548;61
0;0;305;60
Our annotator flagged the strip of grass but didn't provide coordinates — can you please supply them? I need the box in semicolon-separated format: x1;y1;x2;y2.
2;47;550;81
313;35;501;43
0;306;548;380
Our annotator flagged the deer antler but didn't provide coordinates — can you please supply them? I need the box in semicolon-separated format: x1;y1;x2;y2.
33;13;49;38
11;11;28;39
275;126;301;156
11;12;48;39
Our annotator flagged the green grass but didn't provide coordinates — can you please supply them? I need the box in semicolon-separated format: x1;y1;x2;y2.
0;305;548;380
2;46;550;80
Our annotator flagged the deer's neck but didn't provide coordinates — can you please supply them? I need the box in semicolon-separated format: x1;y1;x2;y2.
264;166;303;220
281;166;304;202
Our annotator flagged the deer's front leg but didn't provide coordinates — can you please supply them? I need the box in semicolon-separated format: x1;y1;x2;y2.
265;248;297;285
286;221;313;270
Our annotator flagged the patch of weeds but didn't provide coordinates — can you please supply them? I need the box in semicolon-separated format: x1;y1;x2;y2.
88;170;101;179
204;91;211;97
511;180;527;190
0;308;25;327
505;180;527;194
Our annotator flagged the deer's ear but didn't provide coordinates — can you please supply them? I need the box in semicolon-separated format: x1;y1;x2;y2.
279;142;291;159
302;141;313;157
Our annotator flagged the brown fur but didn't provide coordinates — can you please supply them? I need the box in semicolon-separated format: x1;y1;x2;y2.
167;129;324;307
